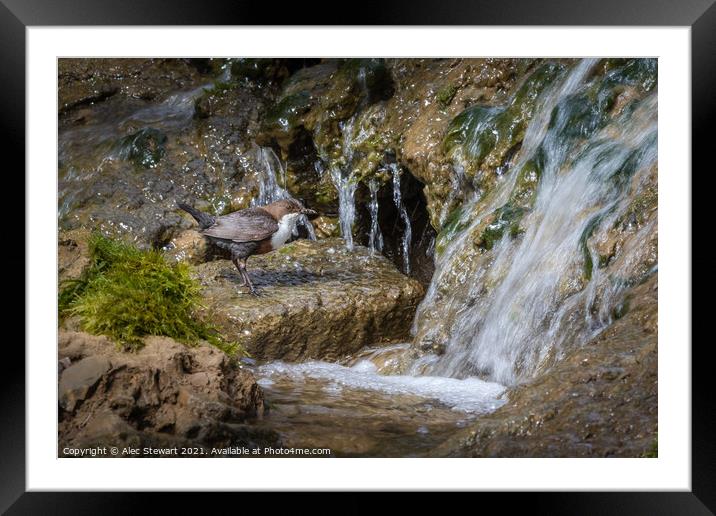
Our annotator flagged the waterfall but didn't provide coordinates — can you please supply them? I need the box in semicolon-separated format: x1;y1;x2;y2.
413;58;658;385
251;146;316;239
323;116;363;250
329;165;358;250
367;179;384;253
389;163;413;274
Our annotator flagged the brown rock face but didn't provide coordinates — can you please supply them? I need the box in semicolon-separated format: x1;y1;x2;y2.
431;274;658;457
193;238;424;361
58;58;204;115
58;331;277;456
58;228;92;283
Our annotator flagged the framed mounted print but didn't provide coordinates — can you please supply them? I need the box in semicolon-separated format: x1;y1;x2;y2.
3;0;711;511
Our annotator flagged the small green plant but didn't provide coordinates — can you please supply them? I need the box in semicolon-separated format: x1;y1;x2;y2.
59;234;243;355
436;83;458;108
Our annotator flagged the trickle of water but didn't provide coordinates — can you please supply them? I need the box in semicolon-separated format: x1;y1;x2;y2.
389;163;412;274
322;116;362;250
330;166;357;250
367;180;384;253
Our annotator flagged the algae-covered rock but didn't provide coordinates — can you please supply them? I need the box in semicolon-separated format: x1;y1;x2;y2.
192;238;424;361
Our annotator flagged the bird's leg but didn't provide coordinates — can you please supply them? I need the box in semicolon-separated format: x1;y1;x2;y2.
233;257;261;296
232;258;248;287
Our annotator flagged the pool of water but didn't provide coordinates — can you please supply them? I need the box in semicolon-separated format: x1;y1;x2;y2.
249;345;506;457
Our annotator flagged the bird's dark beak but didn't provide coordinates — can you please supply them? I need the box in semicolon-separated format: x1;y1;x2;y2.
301;208;318;218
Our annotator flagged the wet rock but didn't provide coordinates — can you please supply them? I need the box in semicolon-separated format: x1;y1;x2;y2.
59;356;111;412
431;275;658;457
311;215;340;238
163;229;215;264
58;58;205;115
58;357;72;375
192;238;424;361
58;331;278;455
58;228;92;283
58;59;274;249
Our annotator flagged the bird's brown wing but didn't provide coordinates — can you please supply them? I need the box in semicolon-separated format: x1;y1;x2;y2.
201;207;278;242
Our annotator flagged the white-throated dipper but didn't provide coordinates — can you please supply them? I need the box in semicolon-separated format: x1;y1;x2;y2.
178;199;316;295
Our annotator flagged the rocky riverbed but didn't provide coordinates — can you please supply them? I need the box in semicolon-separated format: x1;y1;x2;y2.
58;57;658;457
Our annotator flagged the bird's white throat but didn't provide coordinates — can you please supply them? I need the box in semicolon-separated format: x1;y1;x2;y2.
270;213;301;249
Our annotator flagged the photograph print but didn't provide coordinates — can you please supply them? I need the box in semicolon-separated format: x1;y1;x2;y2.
57;57;658;458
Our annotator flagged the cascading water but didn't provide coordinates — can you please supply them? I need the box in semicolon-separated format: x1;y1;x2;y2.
251;146;289;206
323;115;367;250
367;179;384;253
389;163;413;274
413;58;658;385
259;58;658;426
329;165;358;250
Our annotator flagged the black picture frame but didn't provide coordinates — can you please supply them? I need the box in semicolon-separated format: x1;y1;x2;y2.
4;0;711;512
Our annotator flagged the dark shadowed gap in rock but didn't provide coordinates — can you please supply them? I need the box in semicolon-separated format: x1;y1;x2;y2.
284;58;323;75
357;166;436;287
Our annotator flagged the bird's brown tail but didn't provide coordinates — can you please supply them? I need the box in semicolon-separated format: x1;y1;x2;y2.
177;201;215;229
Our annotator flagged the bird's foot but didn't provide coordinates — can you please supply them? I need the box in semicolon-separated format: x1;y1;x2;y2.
238;284;262;296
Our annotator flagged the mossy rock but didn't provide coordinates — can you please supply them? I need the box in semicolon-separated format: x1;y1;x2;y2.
436;83;459;108
435;204;470;256
263;91;313;134
59;234;240;354
601;58;657;93
116;128;167;169
476;203;526;251
444;62;565;177
230;58;289;83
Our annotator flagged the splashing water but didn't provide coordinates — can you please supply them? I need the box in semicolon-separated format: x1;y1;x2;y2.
322;116;365;250
413;58;658;385
258;359;506;414
251;146;289;206
367;179;384;253
389;163;413;274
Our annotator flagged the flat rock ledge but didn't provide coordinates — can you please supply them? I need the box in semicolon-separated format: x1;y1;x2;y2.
58;331;278;456
193;238;425;361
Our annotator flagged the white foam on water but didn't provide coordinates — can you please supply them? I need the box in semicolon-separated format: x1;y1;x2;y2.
258;360;507;414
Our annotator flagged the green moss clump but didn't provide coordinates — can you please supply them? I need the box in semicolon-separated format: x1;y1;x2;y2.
510;148;545;209
579;213;605;281
444;62;564;174
612;298;630;320
608;136;656;191
117;128;167;169
602;58;657;93
263;91;313;133
435;204;470;255
477;203;526;251
59;234;242;355
548;84;617;142
436;83;459;108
